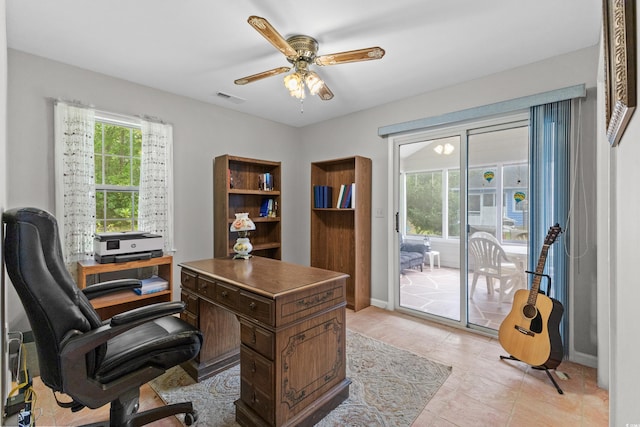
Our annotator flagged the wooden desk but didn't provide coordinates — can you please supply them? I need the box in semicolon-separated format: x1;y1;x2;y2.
179;256;350;427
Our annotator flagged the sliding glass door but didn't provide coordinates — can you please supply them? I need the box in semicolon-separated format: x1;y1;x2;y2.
397;134;462;322
394;115;529;332
467;123;529;330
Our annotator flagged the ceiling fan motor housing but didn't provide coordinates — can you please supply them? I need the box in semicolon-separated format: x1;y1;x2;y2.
286;35;319;63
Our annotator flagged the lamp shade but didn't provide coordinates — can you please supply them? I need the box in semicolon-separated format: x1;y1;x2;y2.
230;213;256;232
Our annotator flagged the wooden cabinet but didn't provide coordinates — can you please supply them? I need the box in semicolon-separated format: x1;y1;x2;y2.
179;257;350;427
214;155;281;260
77;255;173;319
310;156;372;311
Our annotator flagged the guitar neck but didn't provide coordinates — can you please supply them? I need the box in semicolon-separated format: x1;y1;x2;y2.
527;244;550;305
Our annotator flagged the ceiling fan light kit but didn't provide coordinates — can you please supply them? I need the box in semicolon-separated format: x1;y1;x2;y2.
235;16;385;102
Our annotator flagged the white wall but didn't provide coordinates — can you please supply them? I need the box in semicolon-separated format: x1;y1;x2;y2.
608;6;640;424
5;49;304;331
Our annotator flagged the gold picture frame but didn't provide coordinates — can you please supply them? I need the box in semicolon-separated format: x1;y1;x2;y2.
603;0;636;146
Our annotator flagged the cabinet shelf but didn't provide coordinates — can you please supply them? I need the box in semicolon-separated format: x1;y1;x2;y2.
214;155;282;260
310;156;371;311
229;189;281;196
77;255;174;319
227;216;280;224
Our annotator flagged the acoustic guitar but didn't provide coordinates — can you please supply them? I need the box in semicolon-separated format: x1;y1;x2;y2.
498;224;564;368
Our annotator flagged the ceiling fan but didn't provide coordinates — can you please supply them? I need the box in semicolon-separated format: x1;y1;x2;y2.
234;16;385;100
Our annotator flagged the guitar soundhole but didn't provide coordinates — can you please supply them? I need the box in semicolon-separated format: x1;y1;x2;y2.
522;304;537;319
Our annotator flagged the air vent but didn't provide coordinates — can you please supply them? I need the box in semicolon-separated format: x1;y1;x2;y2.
216;92;246;104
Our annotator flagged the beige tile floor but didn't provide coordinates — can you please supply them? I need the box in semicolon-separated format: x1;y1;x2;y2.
347;306;608;427
27;305;608;426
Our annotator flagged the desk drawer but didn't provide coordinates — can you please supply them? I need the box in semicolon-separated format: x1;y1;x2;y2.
196;276;215;299
240;320;274;360
181;269;197;291
215;281;240;310
240;346;274;396
181;291;199;315
240;378;274;424
239;291;274;325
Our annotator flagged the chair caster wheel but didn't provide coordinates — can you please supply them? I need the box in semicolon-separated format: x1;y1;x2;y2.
184;410;198;425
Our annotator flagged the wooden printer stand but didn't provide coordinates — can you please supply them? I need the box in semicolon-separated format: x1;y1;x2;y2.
77;255;173;320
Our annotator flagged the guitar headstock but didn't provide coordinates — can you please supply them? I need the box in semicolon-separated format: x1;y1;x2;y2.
544;223;563;245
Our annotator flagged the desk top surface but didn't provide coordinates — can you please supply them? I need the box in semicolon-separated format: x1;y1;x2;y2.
179;256;348;298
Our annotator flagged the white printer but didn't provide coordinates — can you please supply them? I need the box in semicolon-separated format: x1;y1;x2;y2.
94;231;163;263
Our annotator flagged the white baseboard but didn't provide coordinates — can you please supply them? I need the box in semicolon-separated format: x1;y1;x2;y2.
369;298;389;310
568;350;597;369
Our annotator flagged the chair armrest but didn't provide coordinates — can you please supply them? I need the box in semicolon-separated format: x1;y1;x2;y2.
400;243;426;255
110;301;185;326
60;301;186;356
81;279;142;300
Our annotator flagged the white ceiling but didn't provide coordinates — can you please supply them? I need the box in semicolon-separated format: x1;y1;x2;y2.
6;0;601;128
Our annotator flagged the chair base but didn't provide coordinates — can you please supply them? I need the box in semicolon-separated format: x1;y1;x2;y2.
80;387;197;427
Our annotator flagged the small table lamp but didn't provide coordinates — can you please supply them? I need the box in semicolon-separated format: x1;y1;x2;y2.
230;213;256;259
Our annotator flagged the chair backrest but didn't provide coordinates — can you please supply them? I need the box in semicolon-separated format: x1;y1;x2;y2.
468;237;510;275
3;207;106;392
470;231;500;244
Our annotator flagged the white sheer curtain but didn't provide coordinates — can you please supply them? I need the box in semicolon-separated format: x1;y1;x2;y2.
54;101;96;278
138;120;175;254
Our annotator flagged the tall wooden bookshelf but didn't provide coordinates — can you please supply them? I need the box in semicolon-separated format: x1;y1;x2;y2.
310;156;371;311
214;155;281;260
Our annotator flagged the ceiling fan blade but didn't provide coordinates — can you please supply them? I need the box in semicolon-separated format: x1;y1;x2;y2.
234;67;291;85
247;16;298;58
317;83;334;101
315;47;385;66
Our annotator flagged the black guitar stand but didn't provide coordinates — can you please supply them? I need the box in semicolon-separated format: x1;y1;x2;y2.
500;271;564;395
499;355;564;394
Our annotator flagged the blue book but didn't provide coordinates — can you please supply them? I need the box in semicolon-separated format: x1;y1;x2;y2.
260;198;271;216
342;184;352;208
134;276;169;295
314;185;320;208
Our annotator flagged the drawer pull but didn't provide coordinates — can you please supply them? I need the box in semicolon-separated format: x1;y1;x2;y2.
252;391;257;403
221;290;228;298
249;302;257;310
251;361;256;373
251;331;257;344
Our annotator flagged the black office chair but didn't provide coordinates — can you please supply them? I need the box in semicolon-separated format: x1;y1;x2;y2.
3;207;203;426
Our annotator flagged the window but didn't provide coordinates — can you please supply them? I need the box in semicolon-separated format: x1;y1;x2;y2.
404;170;443;236
55;102;174;275
94;120;142;232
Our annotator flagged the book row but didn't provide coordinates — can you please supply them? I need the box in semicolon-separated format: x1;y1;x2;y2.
313;183;355;209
